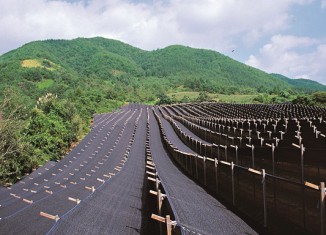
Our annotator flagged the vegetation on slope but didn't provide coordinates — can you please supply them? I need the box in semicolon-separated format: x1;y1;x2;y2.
1;37;325;185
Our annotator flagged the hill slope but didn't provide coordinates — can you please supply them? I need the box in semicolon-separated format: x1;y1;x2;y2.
271;73;326;92
1;37;325;105
1;37;326;185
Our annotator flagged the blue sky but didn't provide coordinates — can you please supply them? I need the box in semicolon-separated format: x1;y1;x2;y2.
0;0;325;84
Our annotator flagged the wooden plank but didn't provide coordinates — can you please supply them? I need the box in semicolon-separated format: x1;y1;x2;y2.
85;186;95;192
148;177;157;182
45;190;53;194
146;171;156;176
40;212;59;221
22;198;33;204
248;168;261;175
68;197;81;204
147;161;155;166
150;190;166;197
151;213;165;223
97;178;105;183
305;181;319;190
146;165;155;170
292;143;300;148
220;161;231;166
10;193;21;199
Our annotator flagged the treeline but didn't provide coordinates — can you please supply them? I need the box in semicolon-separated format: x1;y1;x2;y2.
0;87;123;185
1;37;326;185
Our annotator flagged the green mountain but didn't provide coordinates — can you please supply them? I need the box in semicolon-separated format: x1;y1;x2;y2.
1;37;325;106
271;73;326;92
1;37;326;185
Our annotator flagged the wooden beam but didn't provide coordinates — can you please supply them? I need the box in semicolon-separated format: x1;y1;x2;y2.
248;168;261;175
151;213;165;223
304;181;319;190
40;212;59;222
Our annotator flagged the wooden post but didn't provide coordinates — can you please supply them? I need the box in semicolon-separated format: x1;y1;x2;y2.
156;178;160;191
225;146;228;162
292;143;305;183
300;144;305;184
230;145;238;164
247;144;255;168
157;189;162;215
262;169;267;228
166;215;172;235
321;182;325;235
215;158;219;193
190;154;193;175
196;155;198;179
204;157;207;186
266;143;275;175
231;162;235;206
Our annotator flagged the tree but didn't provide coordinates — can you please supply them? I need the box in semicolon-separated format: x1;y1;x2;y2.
156;93;172;105
0;119;38;185
312;92;326;104
196;91;210;102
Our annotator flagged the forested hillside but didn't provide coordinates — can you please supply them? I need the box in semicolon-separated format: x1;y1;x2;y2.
1;37;325;185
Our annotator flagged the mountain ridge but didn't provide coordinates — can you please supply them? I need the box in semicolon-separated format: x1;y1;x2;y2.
0;37;325;100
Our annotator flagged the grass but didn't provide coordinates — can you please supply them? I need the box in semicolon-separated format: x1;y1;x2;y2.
21;59;42;68
37;79;55;89
21;59;57;71
167;91;259;104
216;94;258;103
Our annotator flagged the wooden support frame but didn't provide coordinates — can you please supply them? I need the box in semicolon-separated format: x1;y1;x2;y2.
151;214;176;235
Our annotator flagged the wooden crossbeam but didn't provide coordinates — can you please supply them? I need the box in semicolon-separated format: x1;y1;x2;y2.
148;177;158;182
305;181;319;190
248;168;261;175
146;171;156;176
151;213;165;223
85;186;95;192
150;190;166;197
68;197;81;204
45;190;53;194
97;178;105;183
40;212;59;222
22;198;33;204
146;165;155;170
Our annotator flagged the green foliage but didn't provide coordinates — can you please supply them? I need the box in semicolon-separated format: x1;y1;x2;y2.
312;92;326;104
292;91;326;107
0;119;37;185
292;95;314;105
196;91;210;102
1;37;326;185
24;93;84;162
37;79;54;89
270;73;326;93
156;93;173;105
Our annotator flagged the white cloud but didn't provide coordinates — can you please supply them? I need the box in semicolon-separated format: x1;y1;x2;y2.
0;0;324;85
0;0;314;55
322;0;326;8
246;34;326;84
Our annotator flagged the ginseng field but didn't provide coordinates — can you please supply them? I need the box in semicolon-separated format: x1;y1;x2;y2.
0;103;325;235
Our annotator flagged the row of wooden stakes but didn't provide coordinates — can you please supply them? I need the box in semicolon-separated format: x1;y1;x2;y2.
146;109;176;235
